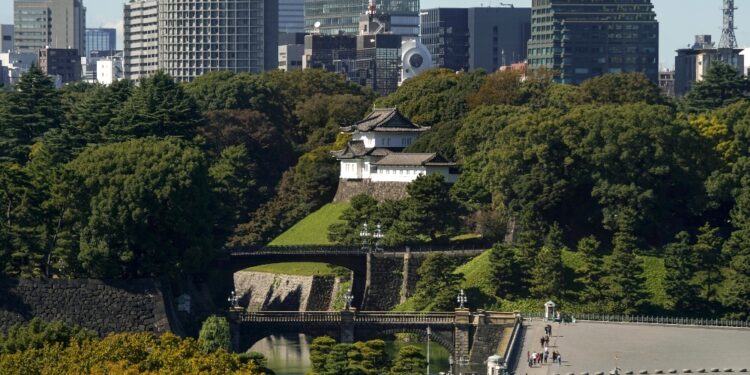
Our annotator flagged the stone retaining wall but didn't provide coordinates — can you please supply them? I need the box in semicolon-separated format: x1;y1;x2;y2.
333;179;410;202
0;278;171;335
233;271;338;312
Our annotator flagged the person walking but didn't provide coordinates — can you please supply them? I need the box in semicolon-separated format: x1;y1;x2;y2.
540;336;545;348
557;352;563;366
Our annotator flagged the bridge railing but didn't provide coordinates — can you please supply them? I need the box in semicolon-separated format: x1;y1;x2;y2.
226;242;492;256
235;311;342;323
521;311;750;328
355;312;456;324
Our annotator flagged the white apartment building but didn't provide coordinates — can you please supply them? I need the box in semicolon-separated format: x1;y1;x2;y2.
97;57;123;85
124;0;159;81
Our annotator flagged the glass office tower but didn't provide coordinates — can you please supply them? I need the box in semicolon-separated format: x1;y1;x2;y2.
528;0;659;84
305;0;419;36
86;28;116;57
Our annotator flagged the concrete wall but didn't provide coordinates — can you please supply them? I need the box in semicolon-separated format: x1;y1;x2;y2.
0;278;171;335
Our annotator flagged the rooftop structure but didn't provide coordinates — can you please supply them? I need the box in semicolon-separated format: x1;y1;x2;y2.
674;35;745;96
528;0;659;85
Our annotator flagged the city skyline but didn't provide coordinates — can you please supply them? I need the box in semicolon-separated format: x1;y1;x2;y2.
1;0;749;68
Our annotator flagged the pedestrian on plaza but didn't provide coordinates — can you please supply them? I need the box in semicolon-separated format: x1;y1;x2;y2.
543;350;549;363
548;324;553;336
540;336;545;347
557;353;562;366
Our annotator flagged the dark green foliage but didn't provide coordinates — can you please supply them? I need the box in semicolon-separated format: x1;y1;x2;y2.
577;73;665;105
0;65;63;163
692;224;724;309
388;345;427;375
309;337;389;375
197;316;231;353
59;138;215;278
404;120;461;161
529;246;565;299
663;232;698;310
601;236;650;315
396;175;462;243
720;225;750;320
574;236;605;303
412;253;464;311
684;62;749;113
489;243;522;299
0;318;97;354
105;71;204;141
327;194;379;244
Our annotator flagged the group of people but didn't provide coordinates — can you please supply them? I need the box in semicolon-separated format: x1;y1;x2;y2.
526;324;563;368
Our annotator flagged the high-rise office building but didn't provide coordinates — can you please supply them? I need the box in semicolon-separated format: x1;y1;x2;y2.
419;8;469;72
528;0;659;85
279;0;304;34
124;0;159;81
1;25;14;52
468;7;530;72
14;0;86;56
305;0;419;36
158;0;278;82
86;28;116;57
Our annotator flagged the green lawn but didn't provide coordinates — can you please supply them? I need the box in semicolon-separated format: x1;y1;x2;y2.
243;262;348;277
395;248;670;312
269;202;350;246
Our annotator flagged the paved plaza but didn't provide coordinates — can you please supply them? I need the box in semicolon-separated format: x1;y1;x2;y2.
511;320;750;374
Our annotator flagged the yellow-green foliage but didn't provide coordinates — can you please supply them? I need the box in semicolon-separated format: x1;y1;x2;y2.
269;203;350;245
0;332;267;375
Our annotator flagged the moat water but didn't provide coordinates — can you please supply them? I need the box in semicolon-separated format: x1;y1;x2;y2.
250;334;451;375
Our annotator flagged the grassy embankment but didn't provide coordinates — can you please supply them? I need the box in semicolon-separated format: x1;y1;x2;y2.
268;202;350;246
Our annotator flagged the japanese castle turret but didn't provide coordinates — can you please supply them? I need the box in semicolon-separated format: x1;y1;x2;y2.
332;108;460;202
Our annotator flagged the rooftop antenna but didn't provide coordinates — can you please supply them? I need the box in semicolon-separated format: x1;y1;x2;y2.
719;0;738;48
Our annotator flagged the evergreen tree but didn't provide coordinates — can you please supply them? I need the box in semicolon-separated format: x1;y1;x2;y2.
0;65;63;163
720;225;750;320
684;61;749;113
574;236;606;303
197;316;231;353
396;175;462;243
529;246;564;299
388;345;427;375
692;223;724;311
601;232;650;315
310;336;337;374
663;232;698;311
104;71;203;141
412;253;464;311
489;243;522;299
327;194;379;245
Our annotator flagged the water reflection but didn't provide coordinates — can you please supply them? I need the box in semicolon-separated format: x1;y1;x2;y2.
250;334;451;375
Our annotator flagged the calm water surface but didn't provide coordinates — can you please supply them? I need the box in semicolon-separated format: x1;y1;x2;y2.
251;334;451;375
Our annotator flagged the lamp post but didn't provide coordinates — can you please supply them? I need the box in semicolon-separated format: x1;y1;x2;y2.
373;224;384;252
343;288;354;310
360;222;371;252
457;289;467;309
448;355;454;375
227;290;239;310
426;326;431;375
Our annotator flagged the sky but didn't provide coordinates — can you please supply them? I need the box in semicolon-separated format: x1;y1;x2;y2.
1;0;749;68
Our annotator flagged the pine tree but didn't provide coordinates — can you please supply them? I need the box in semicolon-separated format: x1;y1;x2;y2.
663;232;698;311
684;61;749;113
529;246;564;299
601;231;650;315
104;71;203;142
388;346;427;375
692;223;724;311
489;243;522;299
0;65;63;163
574;236;606;303
197;316;230;353
720;226;750;320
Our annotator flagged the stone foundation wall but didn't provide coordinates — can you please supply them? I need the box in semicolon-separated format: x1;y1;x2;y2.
233;272;337;312
333;179;410;202
0;278;171;335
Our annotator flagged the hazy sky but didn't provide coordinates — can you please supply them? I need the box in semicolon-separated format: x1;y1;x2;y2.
1;0;749;68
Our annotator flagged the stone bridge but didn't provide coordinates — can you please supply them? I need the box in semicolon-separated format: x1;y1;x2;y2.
229;308;521;373
220;244;488;311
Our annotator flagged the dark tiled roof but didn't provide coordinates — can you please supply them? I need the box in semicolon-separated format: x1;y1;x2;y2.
373;153;456;167
341;108;430;133
331;141;393;159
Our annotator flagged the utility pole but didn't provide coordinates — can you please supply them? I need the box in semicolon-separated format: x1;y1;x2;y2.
719;0;738;49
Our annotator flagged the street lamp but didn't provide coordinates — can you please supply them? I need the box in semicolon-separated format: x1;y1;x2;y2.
426;326;431;375
373;224;384;252
448;355;455;375
343;288;354;310
457;289;467;309
360;222;371;252
227;290;239;309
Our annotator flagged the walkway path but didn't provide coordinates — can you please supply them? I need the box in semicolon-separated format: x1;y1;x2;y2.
512;320;750;373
